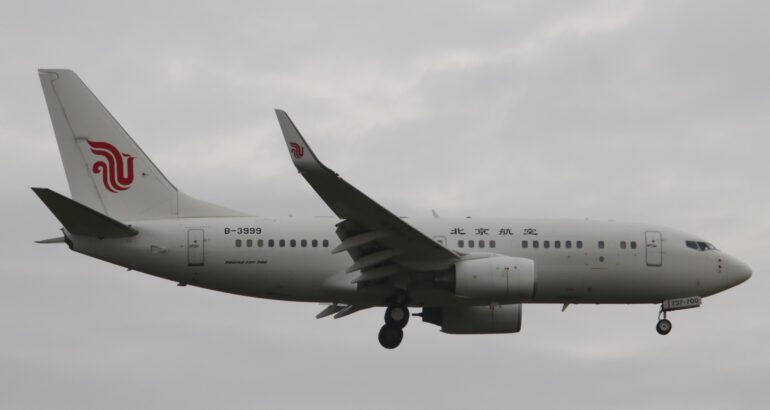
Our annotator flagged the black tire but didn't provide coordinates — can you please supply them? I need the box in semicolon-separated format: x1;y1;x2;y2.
384;305;410;328
378;325;404;349
656;319;672;335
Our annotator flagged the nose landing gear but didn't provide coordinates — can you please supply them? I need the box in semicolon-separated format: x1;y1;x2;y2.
656;306;672;335
656;319;672;335
655;296;702;336
656;308;672;335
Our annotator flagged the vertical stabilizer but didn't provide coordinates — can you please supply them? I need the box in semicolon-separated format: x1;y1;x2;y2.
38;69;247;220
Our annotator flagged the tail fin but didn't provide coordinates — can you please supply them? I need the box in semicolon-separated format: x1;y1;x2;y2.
38;69;247;220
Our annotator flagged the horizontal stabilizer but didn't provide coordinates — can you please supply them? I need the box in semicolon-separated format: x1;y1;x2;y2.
35;236;66;244
32;188;138;238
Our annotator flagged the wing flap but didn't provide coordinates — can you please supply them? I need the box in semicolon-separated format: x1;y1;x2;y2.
316;304;369;319
351;266;401;284
345;249;399;273
331;230;389;254
316;304;346;319
333;305;368;319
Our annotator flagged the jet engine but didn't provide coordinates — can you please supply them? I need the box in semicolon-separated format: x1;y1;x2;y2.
436;256;536;302
420;304;523;334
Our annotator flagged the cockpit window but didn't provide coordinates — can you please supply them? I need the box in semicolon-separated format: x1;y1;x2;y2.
687;240;718;251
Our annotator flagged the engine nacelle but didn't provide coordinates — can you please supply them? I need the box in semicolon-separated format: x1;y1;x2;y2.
451;256;536;302
420;304;523;334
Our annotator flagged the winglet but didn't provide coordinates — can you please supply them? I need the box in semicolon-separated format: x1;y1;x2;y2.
274;109;330;174
32;187;138;238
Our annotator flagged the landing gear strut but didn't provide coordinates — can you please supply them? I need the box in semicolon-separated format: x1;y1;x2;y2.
656;306;672;335
378;292;410;349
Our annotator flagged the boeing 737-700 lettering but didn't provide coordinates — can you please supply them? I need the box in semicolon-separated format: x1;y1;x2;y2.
33;69;752;349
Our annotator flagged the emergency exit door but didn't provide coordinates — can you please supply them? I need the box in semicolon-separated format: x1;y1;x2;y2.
188;229;205;266
645;231;662;267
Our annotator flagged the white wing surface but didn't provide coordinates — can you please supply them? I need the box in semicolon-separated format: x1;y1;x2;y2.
274;110;459;283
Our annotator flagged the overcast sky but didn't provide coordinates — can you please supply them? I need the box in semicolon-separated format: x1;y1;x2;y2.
1;0;768;409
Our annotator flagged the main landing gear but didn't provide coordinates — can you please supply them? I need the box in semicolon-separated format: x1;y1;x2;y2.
378;294;410;349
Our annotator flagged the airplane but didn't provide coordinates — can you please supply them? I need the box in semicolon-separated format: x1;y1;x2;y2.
33;69;752;349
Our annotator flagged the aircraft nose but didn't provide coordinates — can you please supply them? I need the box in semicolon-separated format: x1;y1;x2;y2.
730;258;752;286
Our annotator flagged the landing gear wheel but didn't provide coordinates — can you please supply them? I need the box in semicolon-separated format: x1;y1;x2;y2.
656;319;672;335
378;325;403;349
384;304;410;328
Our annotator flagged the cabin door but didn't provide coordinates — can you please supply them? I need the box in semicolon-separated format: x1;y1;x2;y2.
188;229;205;266
645;231;662;267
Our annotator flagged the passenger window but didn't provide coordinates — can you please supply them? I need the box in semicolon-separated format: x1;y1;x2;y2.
620;241;627;249
468;240;475;248
258;239;264;247
479;240;485;248
268;239;274;247
323;239;329;247
236;239;242;247
522;240;528;248
566;240;572;249
630;241;637;249
598;241;604;249
279;239;285;247
577;241;583;249
555;240;561;249
290;239;296;247
533;240;539;248
544;240;550;249
246;239;253;247
301;239;307;247
458;240;464;248
312;239;318;248
490;240;496;248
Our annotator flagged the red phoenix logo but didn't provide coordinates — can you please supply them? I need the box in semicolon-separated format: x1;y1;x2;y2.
87;140;136;193
289;142;305;159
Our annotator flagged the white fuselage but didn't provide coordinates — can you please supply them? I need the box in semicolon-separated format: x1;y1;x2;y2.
35;69;753;347
68;217;750;308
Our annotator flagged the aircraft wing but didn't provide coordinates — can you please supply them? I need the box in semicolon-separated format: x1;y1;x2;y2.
275;110;459;283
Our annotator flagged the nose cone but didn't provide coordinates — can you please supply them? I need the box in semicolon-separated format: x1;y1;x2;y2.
729;258;753;287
